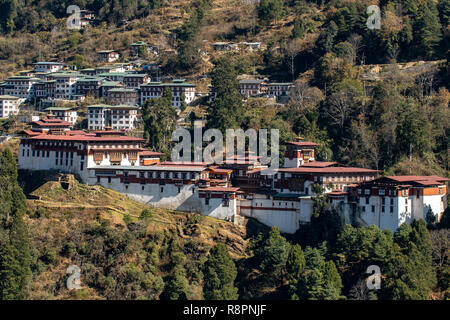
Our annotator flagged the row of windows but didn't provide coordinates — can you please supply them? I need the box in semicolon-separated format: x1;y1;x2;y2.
361;205;394;213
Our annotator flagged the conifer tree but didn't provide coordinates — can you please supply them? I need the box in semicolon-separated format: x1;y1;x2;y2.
0;148;32;300
203;243;238;300
206;57;245;133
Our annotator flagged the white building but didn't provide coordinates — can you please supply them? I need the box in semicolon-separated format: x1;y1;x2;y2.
97;50;120;63
33;62;65;73
47;73;80;100
1;76;40;99
88;104;139;131
19;130;144;183
343;176;449;232
0;95;22;118
140;79;196;109
45;107;78;125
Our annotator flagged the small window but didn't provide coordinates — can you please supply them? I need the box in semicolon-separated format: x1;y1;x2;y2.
371;205;375;213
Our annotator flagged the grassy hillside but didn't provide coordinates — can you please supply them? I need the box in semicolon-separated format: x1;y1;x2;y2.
22;173;268;299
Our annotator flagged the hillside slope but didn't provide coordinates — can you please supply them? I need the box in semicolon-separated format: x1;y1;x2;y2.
23;173;267;299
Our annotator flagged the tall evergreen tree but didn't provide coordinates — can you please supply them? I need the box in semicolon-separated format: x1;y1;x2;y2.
203;243;238;300
142;88;177;155
0;148;31;300
207;57;245;133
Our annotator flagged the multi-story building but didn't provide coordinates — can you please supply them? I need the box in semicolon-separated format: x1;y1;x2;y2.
0;95;22;118
107;88;139;106
1;76;40;99
123;74;150;88
87;105;109;130
130;41;148;56
100;81;124;98
19;130;144;183
97;50;120;63
88;104;138;131
265;82;293;97
344;176;449;231
47;73;80;100
239;79;266;97
45;107;78;125
75;77;104;98
97;72;128;82
139;79;196;109
79;9;96;28
17;130;449;234
32;62;66;73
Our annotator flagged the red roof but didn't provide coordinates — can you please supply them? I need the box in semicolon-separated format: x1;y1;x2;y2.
285;141;320;147
278;167;379;174
32;119;72;127
386;175;449;182
22;130;41;136
199;187;241;193
327;191;348;196
161;161;209;166
26;133;144;142
385;176;449;185
209;167;233;174
140;150;164;157
301;161;339;168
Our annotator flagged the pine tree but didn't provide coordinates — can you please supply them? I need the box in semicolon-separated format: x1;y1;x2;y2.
321;261;343;300
142;88;177;154
206;57;245;133
257;227;290;282
286;244;306;279
203;243;238;300
0;148;32;300
414;3;443;58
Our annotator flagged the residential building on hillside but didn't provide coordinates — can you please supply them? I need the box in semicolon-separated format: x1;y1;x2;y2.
97;50;120;63
88;104;139;131
0;95;22;118
139;79;196;109
107;88;139;105
45;107;78;125
33;62;65;73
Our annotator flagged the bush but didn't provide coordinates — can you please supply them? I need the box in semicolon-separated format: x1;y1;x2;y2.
139;209;153;220
62;242;77;257
123;213;133;225
41;248;57;264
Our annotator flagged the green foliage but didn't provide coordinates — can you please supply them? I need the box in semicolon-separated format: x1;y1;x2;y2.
207;57;245;133
0;148;32;300
292;245;343;300
257;0;285;25
123;213;133;225
286;244;305;279
203;243;238;300
142;88;177;154
139;208;153;220
162;264;189;300
254;227;290;283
